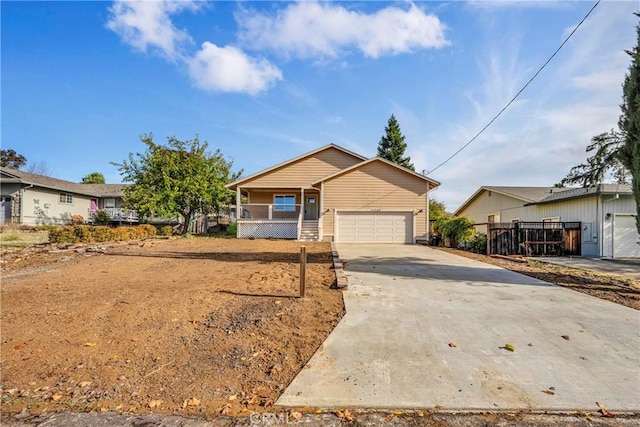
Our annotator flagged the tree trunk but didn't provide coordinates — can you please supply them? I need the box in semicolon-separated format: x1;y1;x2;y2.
181;211;192;235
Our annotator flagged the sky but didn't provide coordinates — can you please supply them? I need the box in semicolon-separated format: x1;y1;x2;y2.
2;0;638;211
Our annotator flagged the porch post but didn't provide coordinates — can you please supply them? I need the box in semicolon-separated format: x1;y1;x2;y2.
236;187;241;220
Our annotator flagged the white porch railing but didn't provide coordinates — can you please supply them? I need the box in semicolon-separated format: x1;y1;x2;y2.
239;204;301;220
87;208;139;223
237;204;300;239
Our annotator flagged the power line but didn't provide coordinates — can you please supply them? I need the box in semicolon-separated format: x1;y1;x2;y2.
427;0;601;175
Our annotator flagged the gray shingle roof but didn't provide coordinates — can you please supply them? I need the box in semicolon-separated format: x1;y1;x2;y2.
481;186;560;203
0;167;127;197
533;183;632;204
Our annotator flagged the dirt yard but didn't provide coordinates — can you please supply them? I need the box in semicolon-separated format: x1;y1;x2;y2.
0;237;343;421
436;248;640;310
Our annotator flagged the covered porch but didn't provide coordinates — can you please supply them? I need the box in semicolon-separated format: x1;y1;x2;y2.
235;187;320;241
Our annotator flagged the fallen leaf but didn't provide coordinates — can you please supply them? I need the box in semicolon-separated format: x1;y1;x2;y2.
186;397;200;407
596;401;614;418
290;411;303;420
275;300;282;305
274;312;285;317
148;399;163;408
115;404;123;411
51;394;63;401
315;409;323;414
14;258;22;263
100;407;108;413
83;342;97;347
577;411;594;421
228;394;237;401
111;355;118;359
14;343;28;350
335;409;356;422
542;390;555;395
218;403;232;415
449;342;457;348
561;335;570;341
504;343;515;352
78;381;92;387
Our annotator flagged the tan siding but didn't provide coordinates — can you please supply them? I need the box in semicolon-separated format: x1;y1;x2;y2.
321;161;428;239
242;147;362;187
457;191;527;226
249;190;301;205
22;186;92;225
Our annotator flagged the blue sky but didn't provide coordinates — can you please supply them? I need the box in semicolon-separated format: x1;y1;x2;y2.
2;1;637;210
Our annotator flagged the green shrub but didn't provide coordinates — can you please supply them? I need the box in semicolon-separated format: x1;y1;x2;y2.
92;210;112;225
467;233;487;254
138;224;157;237
226;222;237;236
434;216;475;248
48;224;159;244
160;225;173;236
49;226;80;244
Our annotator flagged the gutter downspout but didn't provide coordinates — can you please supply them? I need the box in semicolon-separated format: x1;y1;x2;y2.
19;184;34;224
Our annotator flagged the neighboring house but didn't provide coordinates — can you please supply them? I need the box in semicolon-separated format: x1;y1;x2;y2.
455;185;639;258
0;167;137;225
227;144;440;243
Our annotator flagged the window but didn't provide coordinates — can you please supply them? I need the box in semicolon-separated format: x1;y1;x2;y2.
104;198;116;208
488;214;499;223
59;193;73;204
274;194;296;211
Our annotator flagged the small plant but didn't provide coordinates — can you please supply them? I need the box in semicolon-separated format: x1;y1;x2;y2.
226;222;237;236
467;232;487;254
71;215;84;225
160;225;173;236
1;233;19;242
92;210;112;225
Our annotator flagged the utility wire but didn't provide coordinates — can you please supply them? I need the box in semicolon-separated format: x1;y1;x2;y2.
427;0;601;175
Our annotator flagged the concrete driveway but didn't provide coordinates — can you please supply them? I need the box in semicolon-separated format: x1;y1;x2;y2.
277;244;640;411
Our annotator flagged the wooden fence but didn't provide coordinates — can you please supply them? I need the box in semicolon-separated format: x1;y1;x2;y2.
488;222;581;256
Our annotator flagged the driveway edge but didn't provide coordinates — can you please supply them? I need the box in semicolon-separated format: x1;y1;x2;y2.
330;242;348;288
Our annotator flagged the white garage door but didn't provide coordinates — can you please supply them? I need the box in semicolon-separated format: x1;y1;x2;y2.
613;215;640;258
337;211;412;243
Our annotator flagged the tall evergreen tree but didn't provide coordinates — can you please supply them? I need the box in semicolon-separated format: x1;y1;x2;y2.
377;114;414;171
617;13;640;234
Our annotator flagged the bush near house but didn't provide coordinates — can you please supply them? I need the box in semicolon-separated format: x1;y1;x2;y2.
48;224;157;244
226;222;237;236
160;225;174;236
92;209;112;225
434;216;475;249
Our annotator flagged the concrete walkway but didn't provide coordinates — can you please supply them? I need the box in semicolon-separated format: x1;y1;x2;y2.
536;257;640;279
277;244;640;411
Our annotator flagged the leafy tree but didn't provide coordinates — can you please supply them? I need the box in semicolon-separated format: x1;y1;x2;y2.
618;13;640;233
1;149;27;169
113;133;241;235
429;199;448;222
81;172;106;184
377;114;414;170
433;216;475;248
561;130;629;187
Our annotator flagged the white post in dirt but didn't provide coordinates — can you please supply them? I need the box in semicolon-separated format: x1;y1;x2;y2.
299;246;307;298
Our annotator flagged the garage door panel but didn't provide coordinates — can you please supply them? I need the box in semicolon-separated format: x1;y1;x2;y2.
614;215;640;258
337;211;412;243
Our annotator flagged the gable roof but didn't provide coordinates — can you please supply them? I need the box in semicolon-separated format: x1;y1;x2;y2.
311;156;440;189
0;167;126;197
454;186;559;215
227;144;367;190
455;184;634;214
531;183;632;205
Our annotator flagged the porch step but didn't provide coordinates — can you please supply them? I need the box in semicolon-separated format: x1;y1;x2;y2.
300;220;319;241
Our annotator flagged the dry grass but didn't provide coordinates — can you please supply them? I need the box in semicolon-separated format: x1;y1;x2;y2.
0;229;48;248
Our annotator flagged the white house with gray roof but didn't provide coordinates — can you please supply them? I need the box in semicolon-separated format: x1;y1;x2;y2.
0;167;136;225
455;184;638;259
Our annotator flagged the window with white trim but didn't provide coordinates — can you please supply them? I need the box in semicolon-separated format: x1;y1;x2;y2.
273;194;296;211
59;193;73;204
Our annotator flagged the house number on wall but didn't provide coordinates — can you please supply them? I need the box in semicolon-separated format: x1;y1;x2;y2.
370;209;381;212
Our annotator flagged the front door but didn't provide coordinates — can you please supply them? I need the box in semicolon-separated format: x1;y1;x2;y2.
304;195;318;220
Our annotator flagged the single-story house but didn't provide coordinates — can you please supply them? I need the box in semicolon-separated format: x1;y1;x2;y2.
226;144;440;243
455;185;639;258
0;167;136;225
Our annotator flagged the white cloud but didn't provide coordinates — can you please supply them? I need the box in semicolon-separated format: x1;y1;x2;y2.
106;0;201;60
107;0;281;95
236;1;449;59
187;42;282;95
